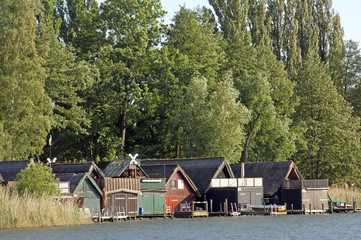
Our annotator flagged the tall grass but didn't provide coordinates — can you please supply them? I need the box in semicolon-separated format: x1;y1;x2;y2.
328;187;361;207
0;187;92;229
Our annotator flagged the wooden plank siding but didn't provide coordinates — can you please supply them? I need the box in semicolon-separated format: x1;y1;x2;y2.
166;170;197;212
105;192;139;217
96;177;140;191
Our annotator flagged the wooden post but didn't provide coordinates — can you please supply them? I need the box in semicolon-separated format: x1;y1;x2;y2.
344;202;347;212
210;199;213;215
291;204;293;214
309;203;312;214
322;203;324;214
330;201;333;214
353;201;357;213
264;202;266;214
303;204;306;214
192;202;195;218
225;199;228;216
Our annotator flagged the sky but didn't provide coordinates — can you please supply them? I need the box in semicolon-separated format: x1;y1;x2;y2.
161;0;361;43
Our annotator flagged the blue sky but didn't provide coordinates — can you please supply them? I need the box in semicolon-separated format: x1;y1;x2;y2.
161;0;361;43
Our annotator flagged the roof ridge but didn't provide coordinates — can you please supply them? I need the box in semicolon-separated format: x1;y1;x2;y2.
141;156;226;161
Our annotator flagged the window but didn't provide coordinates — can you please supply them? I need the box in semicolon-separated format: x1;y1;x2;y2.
171;179;177;189
178;180;184;189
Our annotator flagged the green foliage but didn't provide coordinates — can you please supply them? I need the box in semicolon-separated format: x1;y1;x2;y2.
293;50;361;183
0;0;52;161
177;73;250;163
15;160;60;197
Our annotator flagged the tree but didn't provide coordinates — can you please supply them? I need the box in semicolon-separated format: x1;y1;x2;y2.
178;73;250;163
90;0;165;158
0;0;52;161
342;40;361;95
328;13;345;92
293;49;360;183
15;160;60;196
56;0;101;60
166;7;223;89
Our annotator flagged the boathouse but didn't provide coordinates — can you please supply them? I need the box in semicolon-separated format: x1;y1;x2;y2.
231;161;303;204
141;164;201;212
96;177;141;218
141;157;235;200
138;178;167;216
51;162;105;181
102;159;148;179
97;158;149;217
56;173;103;216
0;160;29;185
207;177;263;212
282;179;329;213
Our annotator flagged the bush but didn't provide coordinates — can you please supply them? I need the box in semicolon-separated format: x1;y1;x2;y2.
15;160;60;197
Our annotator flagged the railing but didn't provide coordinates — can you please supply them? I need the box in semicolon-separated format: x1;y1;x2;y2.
210;178;263;188
282;179;329;189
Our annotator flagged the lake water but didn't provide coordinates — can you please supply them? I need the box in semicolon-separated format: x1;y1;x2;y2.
1;214;360;240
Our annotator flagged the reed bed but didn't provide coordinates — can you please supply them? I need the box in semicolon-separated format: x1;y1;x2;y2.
0;187;92;229
328;187;361;207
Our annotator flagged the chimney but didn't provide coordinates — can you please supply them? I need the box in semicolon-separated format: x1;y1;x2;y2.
241;162;245;178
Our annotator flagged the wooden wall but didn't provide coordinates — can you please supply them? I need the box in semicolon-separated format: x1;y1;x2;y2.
105;192;138;216
96;177;140;191
166;171;197;212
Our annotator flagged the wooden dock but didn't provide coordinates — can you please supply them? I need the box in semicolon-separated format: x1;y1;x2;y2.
174;201;209;218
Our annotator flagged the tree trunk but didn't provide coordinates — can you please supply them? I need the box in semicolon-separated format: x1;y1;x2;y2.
241;114;260;163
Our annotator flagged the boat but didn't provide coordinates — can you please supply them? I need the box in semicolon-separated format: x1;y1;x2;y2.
250;204;287;215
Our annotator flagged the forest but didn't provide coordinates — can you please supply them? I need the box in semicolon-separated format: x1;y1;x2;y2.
1;0;361;184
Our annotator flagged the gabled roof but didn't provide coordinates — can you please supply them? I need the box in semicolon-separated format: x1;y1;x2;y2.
0;160;30;182
51;162;105;179
56;173;103;196
96;161;111;171
141;164;200;197
103;159;148;178
231;161;303;197
140;157;234;194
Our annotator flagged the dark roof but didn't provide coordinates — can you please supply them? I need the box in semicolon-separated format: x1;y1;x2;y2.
56;173;84;193
96;161;111;171
141;164;178;180
51;162;105;179
140;157;234;194
231;161;303;197
55;173;102;196
141;164;200;197
0;160;30;181
103;159;148;178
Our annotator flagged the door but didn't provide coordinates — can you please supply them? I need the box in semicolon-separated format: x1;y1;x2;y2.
166;196;178;212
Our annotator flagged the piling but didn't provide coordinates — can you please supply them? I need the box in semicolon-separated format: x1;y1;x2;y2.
303;204;306;214
330;202;333;214
225;199;228;216
322;203;324;214
210;199;213;215
353;201;357;213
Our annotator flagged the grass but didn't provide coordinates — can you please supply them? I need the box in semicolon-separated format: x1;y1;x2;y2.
328;187;361;207
0;187;92;229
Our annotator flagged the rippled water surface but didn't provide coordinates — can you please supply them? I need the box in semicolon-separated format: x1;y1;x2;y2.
1;214;361;240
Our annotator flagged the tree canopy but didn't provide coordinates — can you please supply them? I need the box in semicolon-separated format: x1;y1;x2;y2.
1;0;361;184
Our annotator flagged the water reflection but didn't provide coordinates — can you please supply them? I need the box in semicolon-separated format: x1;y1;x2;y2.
1;214;360;240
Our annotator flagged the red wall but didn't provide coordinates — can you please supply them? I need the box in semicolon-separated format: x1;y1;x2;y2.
165;171;196;212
